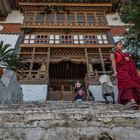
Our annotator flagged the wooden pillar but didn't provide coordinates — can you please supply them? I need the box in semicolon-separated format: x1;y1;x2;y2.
84;48;89;95
94;12;98;25
98;46;106;75
64;12;67;25
47;47;50;83
84;12;87;25
28;47;35;77
34;12;37;25
46;47;50;100
103;10;107;25
84;48;89;79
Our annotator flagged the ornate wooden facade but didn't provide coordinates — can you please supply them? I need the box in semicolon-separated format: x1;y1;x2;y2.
18;0;114;100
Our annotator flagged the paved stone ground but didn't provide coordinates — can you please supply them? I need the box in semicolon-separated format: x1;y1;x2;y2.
0;101;140;140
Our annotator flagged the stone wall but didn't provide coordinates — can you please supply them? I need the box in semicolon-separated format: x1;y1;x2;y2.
0;101;140;140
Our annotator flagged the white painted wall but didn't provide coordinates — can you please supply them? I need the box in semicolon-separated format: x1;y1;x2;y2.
20;84;118;102
21;85;48;101
106;12;127;26
89;85;118;102
113;36;124;42
0;34;19;49
0;10;24;24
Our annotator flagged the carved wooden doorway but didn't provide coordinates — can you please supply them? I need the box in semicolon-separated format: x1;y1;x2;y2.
47;61;87;101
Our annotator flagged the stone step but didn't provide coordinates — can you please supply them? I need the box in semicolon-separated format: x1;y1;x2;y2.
0;102;140;140
0;101;135;111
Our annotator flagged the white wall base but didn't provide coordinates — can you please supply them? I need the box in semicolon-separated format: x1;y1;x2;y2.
0;34;19;49
21;85;48;101
89;85;118;102
21;84;118;102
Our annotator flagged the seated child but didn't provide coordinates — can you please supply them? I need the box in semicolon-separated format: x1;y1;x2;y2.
75;89;84;101
74;80;82;93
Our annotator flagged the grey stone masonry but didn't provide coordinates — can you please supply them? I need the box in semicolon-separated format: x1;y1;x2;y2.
0;70;23;104
0;101;140;140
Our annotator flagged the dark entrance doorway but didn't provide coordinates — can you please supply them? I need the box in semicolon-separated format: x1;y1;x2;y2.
48;61;87;101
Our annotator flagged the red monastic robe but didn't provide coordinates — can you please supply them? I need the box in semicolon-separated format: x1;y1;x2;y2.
114;51;140;104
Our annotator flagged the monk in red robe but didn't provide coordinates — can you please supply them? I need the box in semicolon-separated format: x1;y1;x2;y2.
110;41;140;107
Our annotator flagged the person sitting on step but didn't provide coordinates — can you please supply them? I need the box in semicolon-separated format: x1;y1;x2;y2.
74;80;82;93
75;88;84;101
99;75;115;104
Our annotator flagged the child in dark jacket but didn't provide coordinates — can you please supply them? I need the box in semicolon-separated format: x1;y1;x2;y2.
75;89;84;101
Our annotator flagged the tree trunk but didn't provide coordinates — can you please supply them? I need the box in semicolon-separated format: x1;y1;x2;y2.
0;67;3;76
16;72;20;81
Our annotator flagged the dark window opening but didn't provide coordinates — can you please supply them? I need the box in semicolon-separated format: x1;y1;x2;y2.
105;63;111;71
40;75;45;79
32;63;41;70
92;63;103;71
36;14;44;20
25;63;30;69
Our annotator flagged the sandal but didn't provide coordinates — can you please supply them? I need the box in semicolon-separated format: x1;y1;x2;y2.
124;102;138;110
130;102;139;110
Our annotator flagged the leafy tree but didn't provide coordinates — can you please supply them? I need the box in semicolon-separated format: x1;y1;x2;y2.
120;0;140;68
3;55;27;75
0;41;15;66
0;41;26;76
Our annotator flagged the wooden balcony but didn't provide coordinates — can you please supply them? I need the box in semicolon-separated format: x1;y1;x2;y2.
21;21;109;29
20;43;113;48
18;0;112;3
18;1;112;7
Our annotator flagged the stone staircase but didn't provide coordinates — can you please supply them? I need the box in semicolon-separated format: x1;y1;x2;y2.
0;101;140;140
